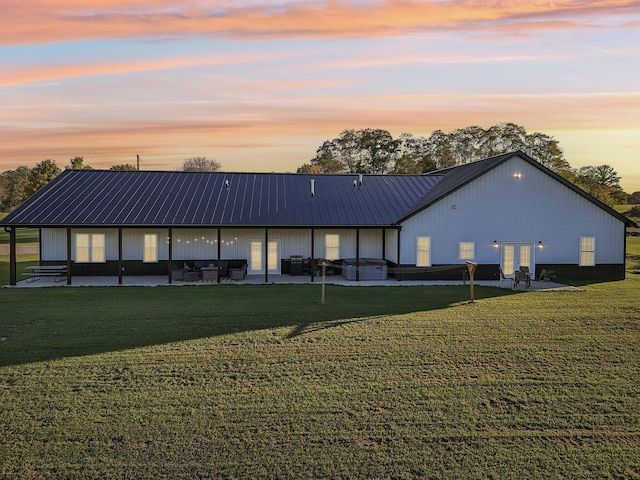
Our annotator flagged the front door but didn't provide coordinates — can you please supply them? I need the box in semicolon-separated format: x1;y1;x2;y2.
501;242;534;276
250;240;280;274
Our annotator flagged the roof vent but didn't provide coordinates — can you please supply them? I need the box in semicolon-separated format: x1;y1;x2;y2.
359;174;363;186
225;179;230;189
353;179;358;188
310;178;315;197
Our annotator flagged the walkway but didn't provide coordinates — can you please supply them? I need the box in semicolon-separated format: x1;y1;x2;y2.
4;274;578;291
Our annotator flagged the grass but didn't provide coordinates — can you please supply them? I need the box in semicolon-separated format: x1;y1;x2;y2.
1;270;639;478
1;229;639;478
0;213;39;245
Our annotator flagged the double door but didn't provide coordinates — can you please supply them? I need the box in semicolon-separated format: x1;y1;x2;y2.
249;240;280;274
501;242;534;276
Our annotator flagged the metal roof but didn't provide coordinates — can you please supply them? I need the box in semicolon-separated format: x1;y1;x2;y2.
2;151;634;229
0;170;443;228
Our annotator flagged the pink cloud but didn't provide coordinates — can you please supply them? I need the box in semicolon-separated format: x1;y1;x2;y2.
1;0;638;46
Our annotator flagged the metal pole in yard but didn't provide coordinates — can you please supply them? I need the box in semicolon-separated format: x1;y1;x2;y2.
466;261;478;303
321;259;327;304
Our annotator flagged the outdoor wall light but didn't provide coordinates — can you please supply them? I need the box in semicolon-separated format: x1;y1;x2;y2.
493;240;499;247
514;172;522;179
538;241;544;248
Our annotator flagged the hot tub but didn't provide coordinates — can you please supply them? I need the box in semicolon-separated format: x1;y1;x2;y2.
342;258;388;280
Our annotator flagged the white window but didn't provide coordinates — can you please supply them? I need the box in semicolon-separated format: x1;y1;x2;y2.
417;236;431;267
580;237;595;266
519;245;531;269
268;241;278;271
144;234;158;263
459;242;475;260
76;233;105;263
325;234;340;260
251;241;262;272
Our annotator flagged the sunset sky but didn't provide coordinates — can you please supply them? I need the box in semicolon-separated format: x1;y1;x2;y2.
1;0;639;192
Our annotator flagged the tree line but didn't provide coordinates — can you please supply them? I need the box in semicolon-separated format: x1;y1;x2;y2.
297;123;633;206
1;124;636;211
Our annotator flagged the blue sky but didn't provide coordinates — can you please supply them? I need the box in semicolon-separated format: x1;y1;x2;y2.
1;0;638;191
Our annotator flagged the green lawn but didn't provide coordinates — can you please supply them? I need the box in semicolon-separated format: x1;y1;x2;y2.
0;213;39;245
1;272;639;477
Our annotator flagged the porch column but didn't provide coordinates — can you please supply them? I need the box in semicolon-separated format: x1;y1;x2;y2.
310;228;315;283
355;228;360;282
382;228;386;260
8;227;16;286
66;227;72;285
217;228;221;283
168;228;173;284
118;228;123;285
397;226;402;278
264;228;269;283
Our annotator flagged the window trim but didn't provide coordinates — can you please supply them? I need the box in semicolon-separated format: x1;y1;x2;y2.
579;236;595;266
417;236;431;267
458;241;475;260
75;233;106;263
325;234;340;261
143;233;158;263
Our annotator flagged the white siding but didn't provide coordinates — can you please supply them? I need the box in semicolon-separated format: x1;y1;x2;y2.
400;155;625;266
41;228;66;261
124;229;169;261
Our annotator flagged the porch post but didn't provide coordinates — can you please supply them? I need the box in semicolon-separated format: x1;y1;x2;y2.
168;228;173;284
9;227;16;286
382;228;386;260
264;228;269;283
118;228;123;285
66;227;72;285
217;228;221;283
310;228;315;283
356;228;360;282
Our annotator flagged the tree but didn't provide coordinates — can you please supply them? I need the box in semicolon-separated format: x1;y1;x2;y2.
574;165;622;206
392;133;434;174
306;129;397;174
628;191;640;205
109;164;138;171
1;166;33;211
31;159;61;193
180;157;221;172
66;156;93;170
300;123;570;176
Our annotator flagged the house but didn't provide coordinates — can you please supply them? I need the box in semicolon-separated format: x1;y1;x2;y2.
1;151;635;286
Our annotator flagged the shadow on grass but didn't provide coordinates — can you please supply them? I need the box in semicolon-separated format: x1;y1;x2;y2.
0;283;517;367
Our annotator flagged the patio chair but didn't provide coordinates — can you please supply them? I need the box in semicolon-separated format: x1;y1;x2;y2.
498;266;515;289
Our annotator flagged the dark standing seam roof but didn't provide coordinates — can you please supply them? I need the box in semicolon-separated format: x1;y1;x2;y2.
2;151;635;229
1;170;441;228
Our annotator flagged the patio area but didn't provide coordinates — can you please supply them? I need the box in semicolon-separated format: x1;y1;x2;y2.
4;274;578;291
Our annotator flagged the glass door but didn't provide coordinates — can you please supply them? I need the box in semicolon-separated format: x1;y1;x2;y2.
501;242;534;276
